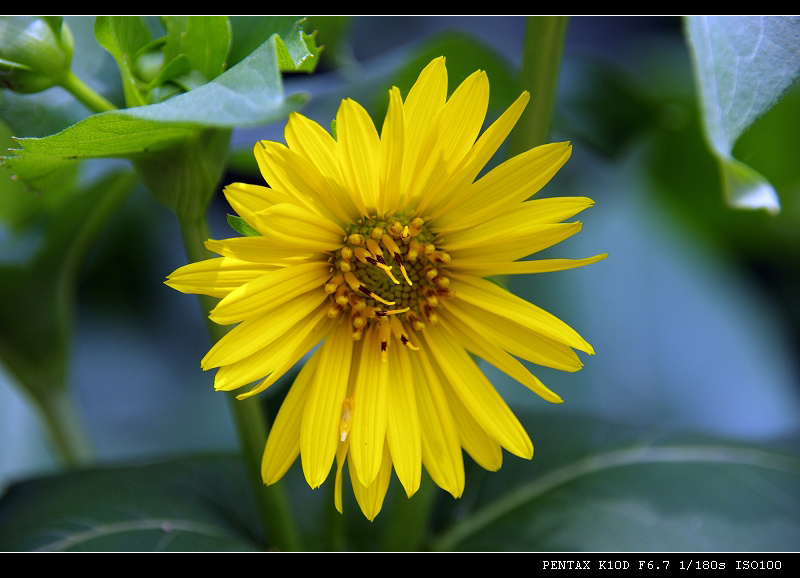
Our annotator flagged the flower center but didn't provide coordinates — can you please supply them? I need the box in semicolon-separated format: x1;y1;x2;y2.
323;215;454;356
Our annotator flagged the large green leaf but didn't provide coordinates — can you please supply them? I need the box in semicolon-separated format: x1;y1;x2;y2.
0;455;263;551
3;32;309;191
430;414;800;551
685;16;800;213
94;16;151;108
162;16;231;81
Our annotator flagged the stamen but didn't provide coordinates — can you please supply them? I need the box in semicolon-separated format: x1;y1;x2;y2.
406;310;425;331
366;239;385;263
433;275;450;288
431;251;451;264
407;240;420;262
378;319;391;362
340;246;354;260
335;285;349;305
324;275;344;294
348;292;366;311
327;304;343;318
424;266;438;280
353;247;370;264
348;233;365;246
388;221;403;237
408;217;424;236
339;258;352;272
390;316;419;351
370;227;385;240
340;395;355;441
344;271;396;305
382;234;413;286
401;225;410;242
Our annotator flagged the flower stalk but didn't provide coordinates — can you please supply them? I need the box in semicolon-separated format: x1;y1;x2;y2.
59;70;116;113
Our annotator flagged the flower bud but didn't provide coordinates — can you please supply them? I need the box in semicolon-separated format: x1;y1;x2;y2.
0;17;74;93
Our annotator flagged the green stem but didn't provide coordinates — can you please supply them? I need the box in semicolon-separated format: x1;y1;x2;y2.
508;16;569;155
32;387;94;468
59;70;117;113
177;213;303;552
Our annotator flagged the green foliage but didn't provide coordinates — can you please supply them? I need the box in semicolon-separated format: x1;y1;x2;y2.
0;17;74;94
685;16;800;213
0;455;263;551
227;214;262;237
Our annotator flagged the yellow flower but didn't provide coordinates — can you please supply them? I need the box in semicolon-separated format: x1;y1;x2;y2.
166;57;606;520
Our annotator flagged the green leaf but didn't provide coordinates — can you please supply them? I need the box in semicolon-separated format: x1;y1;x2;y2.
431;414;800;551
162;16;231;81
3;33;308;192
94;16;151;108
228;16;321;72
227;214;261;237
0;455;263;551
685;16;800;213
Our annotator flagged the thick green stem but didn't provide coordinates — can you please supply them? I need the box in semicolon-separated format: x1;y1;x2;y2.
508;16;569;155
177;213;303;552
59;70;116;113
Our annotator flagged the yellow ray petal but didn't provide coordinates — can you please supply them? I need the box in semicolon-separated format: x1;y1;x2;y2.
444;299;584;372
337;98;381;214
412;348;464;498
348;440;393;521
213;306;328;392
401;56;448;203
440;197;595;245
209;261;331;325
422;325;533;460
201;289;327;369
448;254;608;277
438;376;503;471
379;86;405;216
450;274;594;354
223;182;292;228
165;257;277;298
334;437;350;514
349;326;389;487
301;320;354;489
411;69;490;214
438;307;562;403
435;142;572;230
385;345;422;497
425;91;530;220
446;223;583;263
262;351;320;485
205;236;322;264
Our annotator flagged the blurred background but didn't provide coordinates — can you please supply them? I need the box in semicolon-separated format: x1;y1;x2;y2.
2;16;800;550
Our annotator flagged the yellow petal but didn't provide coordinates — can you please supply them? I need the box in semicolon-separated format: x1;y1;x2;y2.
300;320;354;489
412;348;464;498
422;325;533;459
348;440;393;521
214;306;328;392
425;91;530;220
448;254;608;277
262;351;320;485
223;182;292;228
349;325;389;487
205;236;322;264
438;307;562;403
450;274;594;354
379;86;405;216
337;98;381;214
209;261;330;325
446;222;583;263
411;69;489;214
165;257;277;298
444;299;584;372
201;289;327;369
436;142;572;230
385;344;422;497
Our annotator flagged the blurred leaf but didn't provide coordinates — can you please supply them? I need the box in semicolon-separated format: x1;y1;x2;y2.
0;170;136;396
685;16;800;213
0;455;263;551
432;414;800;551
228;16;320;72
94;16;151;108
3;32;310;192
162;16;231;81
